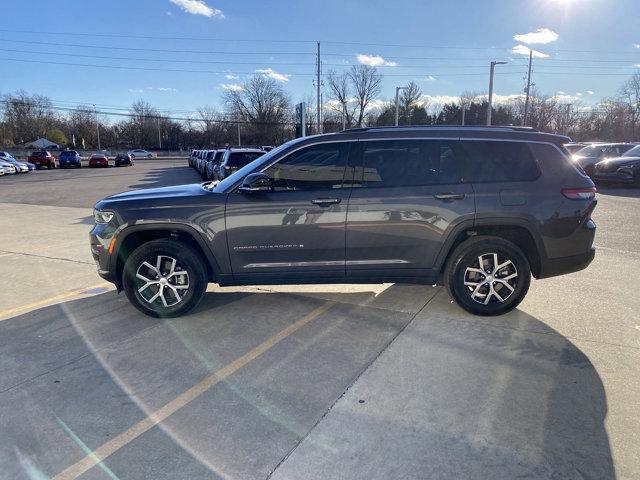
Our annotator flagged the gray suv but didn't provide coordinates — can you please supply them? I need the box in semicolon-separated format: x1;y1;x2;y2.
90;126;597;317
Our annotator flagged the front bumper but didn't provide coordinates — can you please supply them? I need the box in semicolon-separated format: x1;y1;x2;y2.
90;223;118;285
594;170;636;184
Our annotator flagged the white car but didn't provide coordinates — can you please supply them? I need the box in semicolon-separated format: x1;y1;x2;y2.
0;160;17;175
127;149;156;158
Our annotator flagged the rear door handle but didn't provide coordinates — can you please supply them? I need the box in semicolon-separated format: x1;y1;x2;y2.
311;198;341;206
434;193;466;200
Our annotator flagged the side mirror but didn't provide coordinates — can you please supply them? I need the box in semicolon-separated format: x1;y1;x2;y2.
239;173;273;193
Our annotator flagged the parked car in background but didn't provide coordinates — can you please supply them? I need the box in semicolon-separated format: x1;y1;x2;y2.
217;148;265;180
0;152;31;173
594;144;640;185
0;160;17;175
564;142;589;154
262;145;275;152
205;150;226;180
115;153;134;167
58;150;82;168
89;153;109;168
572;143;635;177
128;149;156;158
28;150;58;169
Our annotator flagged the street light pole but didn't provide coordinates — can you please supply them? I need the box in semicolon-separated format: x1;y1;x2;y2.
93;104;101;150
487;61;507;126
157;117;162;149
395;86;408;126
342;100;347;130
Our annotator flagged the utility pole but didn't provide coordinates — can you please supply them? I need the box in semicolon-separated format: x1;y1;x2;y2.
461;106;466;126
316;41;322;134
564;103;572;136
93;104;101;150
237;120;241;146
523;49;533;127
394;86;408;126
342;100;347;130
487;61;507;126
157;117;162;149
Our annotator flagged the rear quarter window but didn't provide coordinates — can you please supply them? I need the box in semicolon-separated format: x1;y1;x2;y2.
463;141;540;183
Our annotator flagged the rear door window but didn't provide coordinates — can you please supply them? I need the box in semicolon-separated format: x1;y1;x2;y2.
226;152;264;168
355;139;466;187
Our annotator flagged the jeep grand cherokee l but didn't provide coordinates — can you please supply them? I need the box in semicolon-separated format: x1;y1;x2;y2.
90;126;597;318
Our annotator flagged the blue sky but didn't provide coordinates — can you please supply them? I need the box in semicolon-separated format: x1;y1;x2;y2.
1;0;639;118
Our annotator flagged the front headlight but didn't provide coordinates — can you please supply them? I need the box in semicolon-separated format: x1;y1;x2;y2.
93;209;115;224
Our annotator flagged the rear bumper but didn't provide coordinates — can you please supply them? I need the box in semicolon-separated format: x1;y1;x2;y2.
538;247;595;279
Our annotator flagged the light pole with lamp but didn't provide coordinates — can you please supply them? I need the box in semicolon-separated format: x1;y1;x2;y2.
487;61;507;126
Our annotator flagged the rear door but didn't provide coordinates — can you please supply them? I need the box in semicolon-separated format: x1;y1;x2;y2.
346;138;475;279
225;141;353;280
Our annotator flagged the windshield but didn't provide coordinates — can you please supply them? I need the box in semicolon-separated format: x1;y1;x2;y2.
623;145;640;157
212;139;305;192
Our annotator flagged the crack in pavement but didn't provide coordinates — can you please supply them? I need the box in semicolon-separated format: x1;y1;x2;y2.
0;249;94;265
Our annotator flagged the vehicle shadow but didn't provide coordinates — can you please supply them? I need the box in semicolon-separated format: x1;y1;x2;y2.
0;286;614;479
128;165;199;190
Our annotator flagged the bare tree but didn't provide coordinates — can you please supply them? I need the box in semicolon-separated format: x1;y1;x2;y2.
348;65;382;127
620;72;640;140
326;70;356;128
224;75;291;144
1;91;56;144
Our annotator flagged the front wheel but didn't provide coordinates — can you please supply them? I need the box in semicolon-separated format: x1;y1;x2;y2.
444;236;531;316
123;239;207;317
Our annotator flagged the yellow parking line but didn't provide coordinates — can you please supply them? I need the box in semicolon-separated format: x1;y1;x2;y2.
0;283;113;320
52;300;335;480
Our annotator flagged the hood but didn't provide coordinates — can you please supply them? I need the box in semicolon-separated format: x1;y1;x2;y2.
596;156;640;168
97;183;212;208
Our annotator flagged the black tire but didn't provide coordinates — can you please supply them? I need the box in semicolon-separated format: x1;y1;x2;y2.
122;239;207;318
444;236;531;316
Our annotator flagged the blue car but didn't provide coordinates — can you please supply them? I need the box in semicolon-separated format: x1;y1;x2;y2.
58;150;82;168
0;151;33;172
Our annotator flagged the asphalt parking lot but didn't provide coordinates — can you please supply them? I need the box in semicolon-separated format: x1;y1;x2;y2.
1;159;639;480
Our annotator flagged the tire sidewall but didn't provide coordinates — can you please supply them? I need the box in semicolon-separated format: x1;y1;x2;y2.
123;239;207;318
446;237;531;316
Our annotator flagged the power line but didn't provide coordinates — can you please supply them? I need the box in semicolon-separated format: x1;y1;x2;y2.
0;57;530;76
1;29;639;55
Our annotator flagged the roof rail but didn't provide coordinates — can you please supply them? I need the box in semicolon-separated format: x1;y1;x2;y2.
340;125;539;133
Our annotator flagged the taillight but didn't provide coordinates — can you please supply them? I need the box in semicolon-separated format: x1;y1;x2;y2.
562;187;597;200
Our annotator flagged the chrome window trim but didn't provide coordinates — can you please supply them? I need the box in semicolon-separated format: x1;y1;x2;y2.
223;136;566;192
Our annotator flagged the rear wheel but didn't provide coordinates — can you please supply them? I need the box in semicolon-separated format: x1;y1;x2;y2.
123;239;207;318
444;236;531;316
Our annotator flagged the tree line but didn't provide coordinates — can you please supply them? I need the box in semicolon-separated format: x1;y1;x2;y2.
1;67;639;149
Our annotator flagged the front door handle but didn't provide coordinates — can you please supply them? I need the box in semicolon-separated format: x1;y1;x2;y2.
434;193;466;201
311;198;341;206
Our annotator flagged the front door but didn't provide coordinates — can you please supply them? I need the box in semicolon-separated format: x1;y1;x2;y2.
225;141;353;281
346;138;475;279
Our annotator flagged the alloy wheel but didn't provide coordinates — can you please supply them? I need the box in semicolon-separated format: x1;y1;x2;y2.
463;252;518;305
134;255;190;307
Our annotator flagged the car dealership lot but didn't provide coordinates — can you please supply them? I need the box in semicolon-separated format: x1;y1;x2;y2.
0;159;639;479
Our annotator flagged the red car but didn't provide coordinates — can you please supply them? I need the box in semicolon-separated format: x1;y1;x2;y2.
28;150;58;169
89;154;109;168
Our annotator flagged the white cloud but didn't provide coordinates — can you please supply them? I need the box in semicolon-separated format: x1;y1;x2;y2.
424;75;436;81
511;44;549;58
551;93;580;103
586;90;595;95
225;73;238;80
128;88;144;93
166;11;173;15
576;92;583;97
633;44;640;49
169;0;224;18
356;54;398;67
635;64;640;68
255;68;290;82
556;90;566;95
156;87;177;92
513;28;559;45
220;83;244;92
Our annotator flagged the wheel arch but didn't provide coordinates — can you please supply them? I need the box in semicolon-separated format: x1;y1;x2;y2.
112;224;219;289
436;220;546;279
